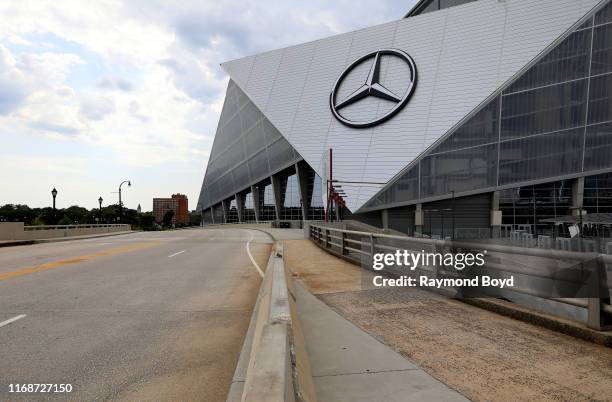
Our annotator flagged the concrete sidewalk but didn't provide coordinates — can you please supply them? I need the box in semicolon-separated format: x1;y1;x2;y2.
294;281;468;402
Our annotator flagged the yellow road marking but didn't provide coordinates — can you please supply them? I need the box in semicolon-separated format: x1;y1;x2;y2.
0;242;161;282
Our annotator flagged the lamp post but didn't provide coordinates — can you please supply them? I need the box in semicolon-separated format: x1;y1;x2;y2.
51;188;58;224
51;188;58;210
98;197;103;223
118;180;131;223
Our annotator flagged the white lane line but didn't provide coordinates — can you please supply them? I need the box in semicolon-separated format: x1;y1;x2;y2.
0;314;27;328
168;250;186;258
243;230;264;278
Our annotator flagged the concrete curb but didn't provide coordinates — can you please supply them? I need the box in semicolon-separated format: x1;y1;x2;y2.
32;231;135;244
0;231;135;247
227;243;316;402
0;240;35;248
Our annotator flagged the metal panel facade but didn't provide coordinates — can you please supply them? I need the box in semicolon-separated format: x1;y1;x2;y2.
220;0;602;211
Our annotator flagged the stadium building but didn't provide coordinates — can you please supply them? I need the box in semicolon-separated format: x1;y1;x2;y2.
197;0;612;239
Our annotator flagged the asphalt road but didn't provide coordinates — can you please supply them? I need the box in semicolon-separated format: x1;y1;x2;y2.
0;228;272;401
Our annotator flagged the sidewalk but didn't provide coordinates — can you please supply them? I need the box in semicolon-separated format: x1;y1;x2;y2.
294;281;468;401
284;239;612;402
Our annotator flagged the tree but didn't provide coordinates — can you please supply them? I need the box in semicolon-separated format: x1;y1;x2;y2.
162;210;174;228
189;211;201;226
58;215;73;225
139;213;155;231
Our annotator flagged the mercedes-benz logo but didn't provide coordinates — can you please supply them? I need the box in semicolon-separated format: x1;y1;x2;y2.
330;48;417;128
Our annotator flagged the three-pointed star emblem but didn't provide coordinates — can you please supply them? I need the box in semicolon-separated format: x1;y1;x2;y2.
334;52;402;110
329;48;417;128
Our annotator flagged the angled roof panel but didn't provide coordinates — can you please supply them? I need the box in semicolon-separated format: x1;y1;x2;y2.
221;0;602;211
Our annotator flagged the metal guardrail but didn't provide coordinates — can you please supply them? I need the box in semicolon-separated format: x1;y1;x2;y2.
24;224;129;231
308;223;612;331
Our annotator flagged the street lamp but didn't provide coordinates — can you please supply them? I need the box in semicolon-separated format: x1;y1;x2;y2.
118;180;131;223
51;188;58;224
51;188;58;210
98;197;103;223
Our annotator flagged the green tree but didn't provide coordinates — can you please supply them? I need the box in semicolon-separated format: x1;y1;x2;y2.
162;210;174;228
139;213;156;231
189;211;201;226
58;215;73;225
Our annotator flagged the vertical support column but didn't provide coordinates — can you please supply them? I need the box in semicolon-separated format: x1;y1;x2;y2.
415;203;423;235
571;177;586;217
221;200;229;224
210;207;215;224
271;175;282;221
294;162;309;221
491;191;502;238
235;194;244;223
381;209;389;230
251;185;261;222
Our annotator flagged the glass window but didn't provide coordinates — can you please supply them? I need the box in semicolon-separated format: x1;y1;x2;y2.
584;172;612;214
584;122;612;171
419;0;439;14
281;174;303;220
261;183;276;221
498;128;583;185
591;24;612;75
308;173;325;221
588;73;612;124
439;0;474;8
504;29;592;94
595;1;612;26
576;17;593;31
420;144;497;198
378;166;419;205
226;199;239;223
433;97;499;153
243;192;256;222
501;79;587;140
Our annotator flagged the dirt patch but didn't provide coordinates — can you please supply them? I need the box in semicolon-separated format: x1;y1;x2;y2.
284;239;374;294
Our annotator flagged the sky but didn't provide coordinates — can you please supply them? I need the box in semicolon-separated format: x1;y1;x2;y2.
0;0;415;211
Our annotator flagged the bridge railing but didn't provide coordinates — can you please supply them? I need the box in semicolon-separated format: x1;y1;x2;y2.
308;223;612;331
24;224;130;230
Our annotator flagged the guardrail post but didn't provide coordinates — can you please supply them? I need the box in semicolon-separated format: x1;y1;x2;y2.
587;256;612;331
340;231;346;255
325;229;329;248
369;233;375;268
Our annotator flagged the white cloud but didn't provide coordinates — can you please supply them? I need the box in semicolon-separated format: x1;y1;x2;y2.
0;0;414;208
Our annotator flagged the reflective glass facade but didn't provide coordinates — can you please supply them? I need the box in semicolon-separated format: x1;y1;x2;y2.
197;80;302;211
365;1;612;212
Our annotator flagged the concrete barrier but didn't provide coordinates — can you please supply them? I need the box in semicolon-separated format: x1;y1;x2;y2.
229;243;316;402
0;223;130;241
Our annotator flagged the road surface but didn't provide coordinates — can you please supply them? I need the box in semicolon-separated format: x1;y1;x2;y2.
0;228;272;401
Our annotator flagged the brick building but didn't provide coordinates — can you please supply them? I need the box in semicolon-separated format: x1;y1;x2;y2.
153;194;188;225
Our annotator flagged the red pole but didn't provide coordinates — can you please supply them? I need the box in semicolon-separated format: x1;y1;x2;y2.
328;149;333;222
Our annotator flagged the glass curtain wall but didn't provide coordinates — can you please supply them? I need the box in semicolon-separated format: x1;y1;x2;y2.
243;192;256;222
261;184;276;221
365;1;612;211
281;174;303;220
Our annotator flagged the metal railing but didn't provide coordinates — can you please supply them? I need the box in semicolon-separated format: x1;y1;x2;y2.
24;224;130;231
308;223;612;331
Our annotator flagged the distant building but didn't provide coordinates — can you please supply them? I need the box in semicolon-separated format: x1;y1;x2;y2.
172;194;189;224
153;194;188;225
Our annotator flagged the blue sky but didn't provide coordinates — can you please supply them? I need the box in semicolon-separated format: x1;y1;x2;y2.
0;0;415;211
